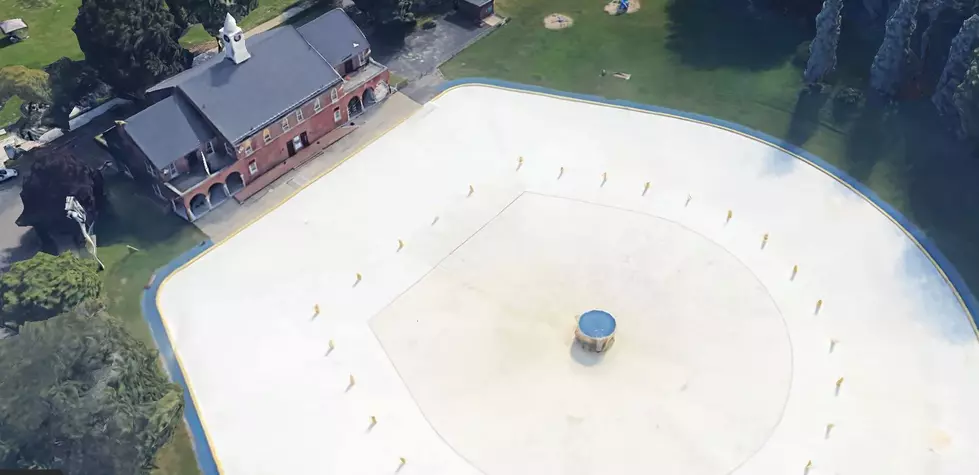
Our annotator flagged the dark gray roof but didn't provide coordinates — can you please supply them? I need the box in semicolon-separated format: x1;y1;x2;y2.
146;28;281;95
177;27;341;143
298;8;369;69
461;0;493;6
125;94;214;168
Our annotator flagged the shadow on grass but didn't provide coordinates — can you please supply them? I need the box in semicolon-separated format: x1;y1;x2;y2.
665;0;812;71
95;175;189;249
786;86;830;147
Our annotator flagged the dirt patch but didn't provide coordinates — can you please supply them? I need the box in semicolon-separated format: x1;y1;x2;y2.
604;0;641;15
543;14;574;30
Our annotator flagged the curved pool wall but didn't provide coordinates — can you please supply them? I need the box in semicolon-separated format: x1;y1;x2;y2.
142;240;219;475
145;78;979;474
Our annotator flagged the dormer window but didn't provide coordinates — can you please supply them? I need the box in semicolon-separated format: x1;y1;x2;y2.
330;88;338;103
281;117;291;131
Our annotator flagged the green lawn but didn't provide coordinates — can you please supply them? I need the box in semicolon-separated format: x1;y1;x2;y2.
96;177;207;475
0;0;83;69
443;0;979;297
0;96;23;127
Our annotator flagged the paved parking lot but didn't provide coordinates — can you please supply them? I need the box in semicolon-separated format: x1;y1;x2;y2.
373;14;496;81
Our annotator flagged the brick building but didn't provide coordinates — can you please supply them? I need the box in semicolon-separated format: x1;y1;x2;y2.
105;9;390;221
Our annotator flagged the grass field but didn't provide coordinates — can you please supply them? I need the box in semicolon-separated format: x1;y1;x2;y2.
95;177;207;475
0;0;83;70
443;0;979;298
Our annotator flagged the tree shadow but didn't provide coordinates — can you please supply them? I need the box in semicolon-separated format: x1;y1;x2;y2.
842;92;891;184
786;85;830;147
665;0;812;71
0;229;41;272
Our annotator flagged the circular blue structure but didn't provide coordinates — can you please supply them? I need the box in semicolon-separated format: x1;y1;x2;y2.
575;310;617;353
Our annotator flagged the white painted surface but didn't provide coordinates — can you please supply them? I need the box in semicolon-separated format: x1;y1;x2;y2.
158;85;979;475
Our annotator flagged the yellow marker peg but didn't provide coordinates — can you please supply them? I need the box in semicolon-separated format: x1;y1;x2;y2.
397;239;404;251
400;457;406;465
835;377;844;396
517;156;524;170
791;265;799;280
825;423;835;439
355;273;362;286
643;181;650;196
726;210;733;223
370;415;377;426
349;374;356;387
468;184;475;197
601;172;607;186
815;299;823;315
558;166;564;179
313;304;320;316
761;233;769;249
328;339;335;351
805;460;812;473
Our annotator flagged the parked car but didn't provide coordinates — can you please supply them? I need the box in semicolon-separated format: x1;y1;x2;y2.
0;168;18;183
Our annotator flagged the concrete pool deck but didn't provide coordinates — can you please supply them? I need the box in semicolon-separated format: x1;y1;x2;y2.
154;81;979;474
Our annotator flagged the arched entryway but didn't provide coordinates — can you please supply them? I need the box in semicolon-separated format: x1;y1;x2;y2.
208;182;229;207
189;193;209;218
364;88;376;107
227;172;245;195
348;95;363;117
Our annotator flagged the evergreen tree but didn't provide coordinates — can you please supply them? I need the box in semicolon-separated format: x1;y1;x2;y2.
933;14;979;117
804;0;844;85
0;301;184;474
190;0;259;42
73;0;192;99
870;0;922;96
0;252;103;328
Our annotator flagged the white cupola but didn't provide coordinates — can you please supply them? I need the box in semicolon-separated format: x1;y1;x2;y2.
219;13;250;64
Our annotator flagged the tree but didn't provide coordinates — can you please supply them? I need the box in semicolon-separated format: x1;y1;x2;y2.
16;146;105;240
952;47;979;140
189;0;258;46
804;0;844;85
920;0;952;61
0;252;102;328
933;14;979;117
870;0;921;96
45;58;111;129
0;301;184;474
354;0;414;26
73;0;192;99
0;65;53;105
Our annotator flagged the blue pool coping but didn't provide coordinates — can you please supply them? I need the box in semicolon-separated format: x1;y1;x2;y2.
141;239;218;475
144;79;979;474
440;78;979;327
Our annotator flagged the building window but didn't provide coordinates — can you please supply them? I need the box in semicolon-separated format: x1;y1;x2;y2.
224;142;234;157
314;97;322;112
164;163;178;177
248;161;258;175
281;117;290;132
263;129;272;144
152;183;164;200
242;140;254;156
330;88;338;103
144;160;155;176
333;107;342;123
295;108;304;123
205;141;214;154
